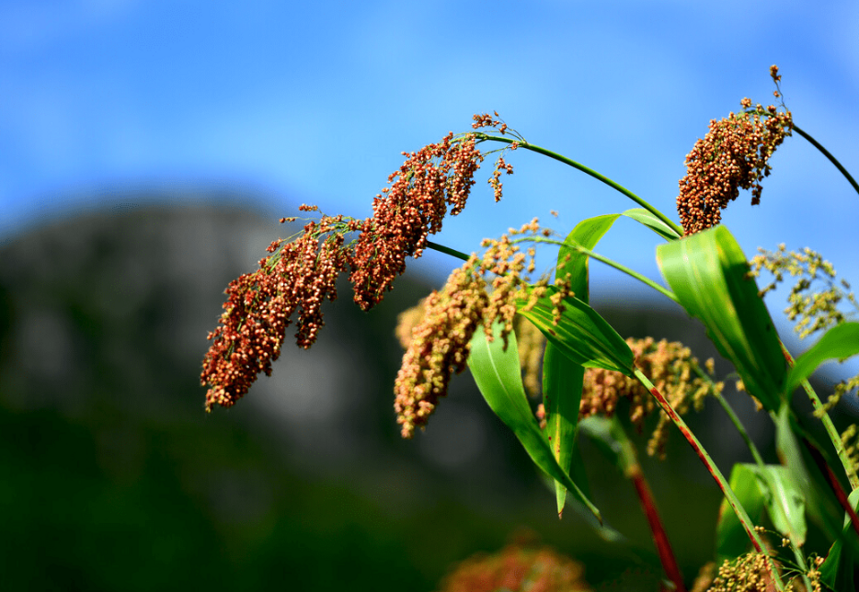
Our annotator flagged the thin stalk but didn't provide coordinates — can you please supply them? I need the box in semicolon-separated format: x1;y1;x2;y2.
524;236;679;303
689;363;766;466
628;466;686;592
634;369;786;592
425;240;470;263
472;133;685;237
780;342;859;490
429;236;679;304
792;124;859;198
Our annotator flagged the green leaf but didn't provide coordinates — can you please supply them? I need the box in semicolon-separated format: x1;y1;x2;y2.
546;213;618;516
774;404;842;543
716;464;766;561
656;226;787;412
756;465;807;547
785;322;859;397
621;208;682;241
541;344;583;516
519;287;633;376
467;320;601;522
715;463;805;559
820;488;859;591
556;213;621;296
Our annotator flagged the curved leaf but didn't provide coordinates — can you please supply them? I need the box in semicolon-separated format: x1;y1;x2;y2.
546;213;618;515
656;226;787;412
756;465;807;547
541;344;583;516
621;208;682;241
467;321;601;522
556;213;621;294
519;287;633;376
785;322;859;397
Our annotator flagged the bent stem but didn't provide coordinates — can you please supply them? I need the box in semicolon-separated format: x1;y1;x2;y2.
792;124;859;198
471;132;685;237
425;240;470;263
523;236;679;303
633;368;786;592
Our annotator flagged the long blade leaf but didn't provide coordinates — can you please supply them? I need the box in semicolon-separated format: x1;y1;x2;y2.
519;287;633;376
468;321;601;522
546;213;619;515
656;226;787;412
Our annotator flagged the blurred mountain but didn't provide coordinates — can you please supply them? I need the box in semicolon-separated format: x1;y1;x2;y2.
0;196;848;591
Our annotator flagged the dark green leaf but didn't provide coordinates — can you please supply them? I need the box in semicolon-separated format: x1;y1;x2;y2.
820;488;859;591
774;404;843;543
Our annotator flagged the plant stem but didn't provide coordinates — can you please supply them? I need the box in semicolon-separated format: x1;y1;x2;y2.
792;124;859;197
425;240;470;263
524;236;679;303
780;342;859;490
691;363;767;467
634;369;786;592
471;133;685;237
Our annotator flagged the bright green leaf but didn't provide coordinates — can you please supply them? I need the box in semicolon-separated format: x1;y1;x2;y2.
556;213;620;297
621;208;682;241
545;214;618;515
541;344;583;515
467;320;601;522
716;464;765;561
785;322;859;397
656;226;787;412
519;287;633;376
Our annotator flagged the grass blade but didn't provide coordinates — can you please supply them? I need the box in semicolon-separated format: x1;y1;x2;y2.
468;321;601;522
656;226;787;412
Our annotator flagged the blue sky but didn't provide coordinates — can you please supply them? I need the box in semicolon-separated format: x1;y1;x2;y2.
2;1;858;358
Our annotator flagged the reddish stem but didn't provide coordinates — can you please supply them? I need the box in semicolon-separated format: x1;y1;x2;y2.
629;464;687;592
802;436;859;537
649;386;765;555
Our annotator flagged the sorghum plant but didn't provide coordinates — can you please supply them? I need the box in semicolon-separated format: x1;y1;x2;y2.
202;67;859;591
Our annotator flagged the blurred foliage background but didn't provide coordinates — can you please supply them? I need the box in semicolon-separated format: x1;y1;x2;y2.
0;195;854;591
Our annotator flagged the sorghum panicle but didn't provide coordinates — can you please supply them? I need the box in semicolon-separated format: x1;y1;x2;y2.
438;541;591;592
200;213;357;411
394;222;552;437
394;258;489;439
677;70;792;235
750;244;859;412
395;298;548;399
203;119;510;411
350;133;486;310
579;337;721;458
